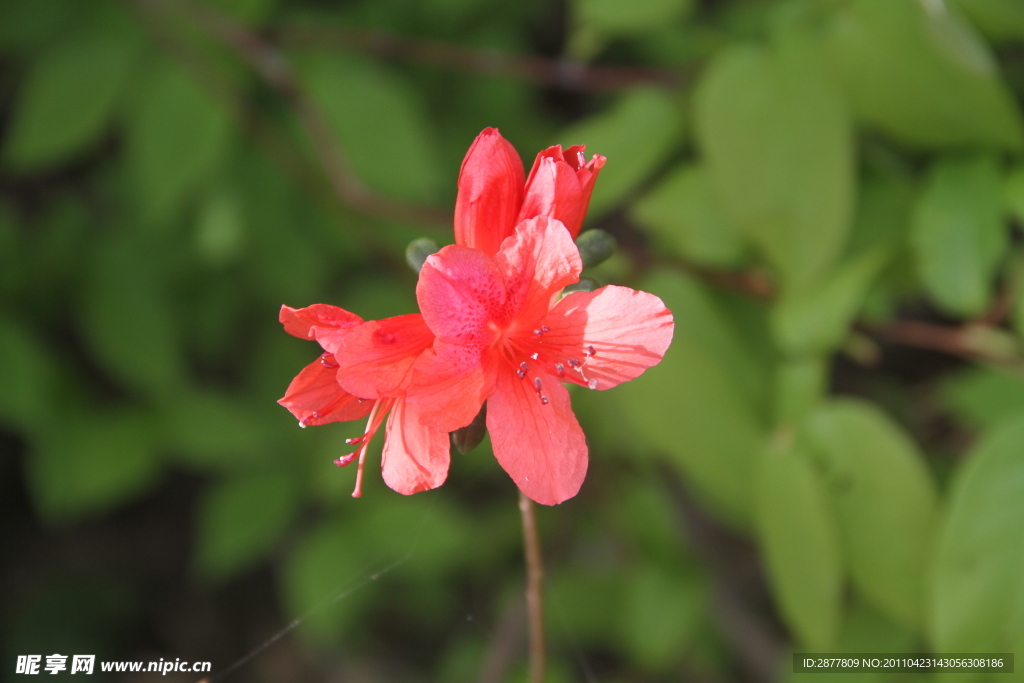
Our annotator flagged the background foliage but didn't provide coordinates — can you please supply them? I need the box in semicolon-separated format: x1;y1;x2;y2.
2;0;1024;681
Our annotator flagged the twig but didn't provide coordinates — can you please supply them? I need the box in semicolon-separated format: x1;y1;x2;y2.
866;319;1021;365
518;491;546;683
277;24;685;93
166;0;449;227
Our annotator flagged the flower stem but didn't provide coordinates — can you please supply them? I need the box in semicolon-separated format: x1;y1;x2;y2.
518;490;546;683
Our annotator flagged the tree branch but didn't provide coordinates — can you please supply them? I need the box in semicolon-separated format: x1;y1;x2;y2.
276;24;685;93
149;0;449;227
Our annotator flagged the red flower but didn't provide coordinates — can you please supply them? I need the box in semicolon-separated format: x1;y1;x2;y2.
278;305;452;498
454;128;606;257
412;215;674;505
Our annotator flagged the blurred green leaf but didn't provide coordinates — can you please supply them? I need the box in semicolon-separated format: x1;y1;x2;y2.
0;317;54;431
195;188;244;266
616;269;768;527
631;163;747;268
0;0;81;51
910;153;1006;316
771;249;888;356
931;412;1024;665
944;367;1024;430
774;355;828;426
195;472;300;580
827;0;1023;149
26;409;161;523
621;564;703;672
80;233;186;399
756;435;843;650
162;390;275;470
203;0;278;23
845;167;916;260
300;53;441;204
237;151;331;305
805;400;939;630
1006;165;1024;225
574;0;694;39
3;29;136;170
127;62;233;219
557;87;683;219
948;0;1024;43
694;32;854;293
283;517;371;643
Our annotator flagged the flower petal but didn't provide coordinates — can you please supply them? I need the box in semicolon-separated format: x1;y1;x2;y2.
381;397;450;495
417;244;508;343
518;154;585;240
278;355;373;426
495;216;583;329
454;128;525;258
407;340;496;432
280;304;363;340
541;285;674;390
487;365;588;505
334;314;435;398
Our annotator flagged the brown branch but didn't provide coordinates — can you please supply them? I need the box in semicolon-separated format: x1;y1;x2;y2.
518;491;546;683
866;319;1024;371
276;24;685;93
161;0;448;227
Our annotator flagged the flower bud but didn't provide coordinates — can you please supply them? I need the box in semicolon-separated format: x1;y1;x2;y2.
406;237;440;273
575;229;616;269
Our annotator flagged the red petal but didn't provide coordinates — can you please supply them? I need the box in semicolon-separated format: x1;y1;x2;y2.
407;340;496;432
454;128;525;258
278;355;373;426
518;154;585;240
487;365;588;505
495;216;582;330
334;314;435;398
280;304;362;339
417;245;508;344
575;154;606;235
541;286;674;390
381;397;450;495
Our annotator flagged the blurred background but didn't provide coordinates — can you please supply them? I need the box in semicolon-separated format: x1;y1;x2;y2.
2;0;1024;681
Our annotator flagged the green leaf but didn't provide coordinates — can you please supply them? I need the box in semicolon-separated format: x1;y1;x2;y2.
80;233;186;399
283;517;371;643
127;62;233;219
557;87;683;219
948;0;1024;44
931;412;1024;665
0;317;53;431
195;188;244;266
771;249;888;356
774;355;828;427
805;400;939;630
827;0;1023;149
195;473;300;580
203;0;278;23
574;0;694;38
694;32;854;293
944;367;1024;430
299;53;441;204
910;153;1006;317
162;391;275;470
615;269;768;527
756;435;844;650
620;565;703;671
3;29;136;170
25;409;161;523
1006;165;1024;226
630;163;747;268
